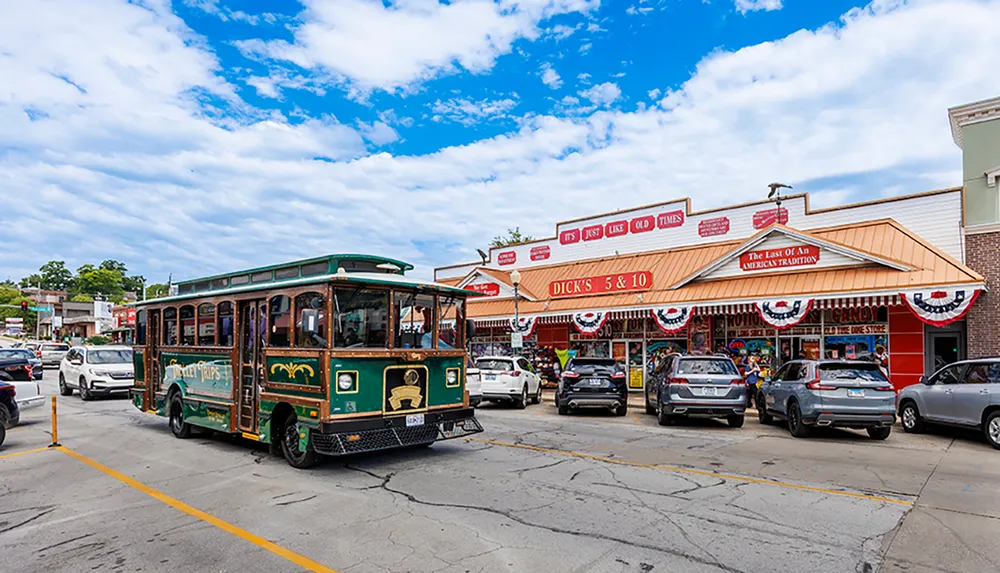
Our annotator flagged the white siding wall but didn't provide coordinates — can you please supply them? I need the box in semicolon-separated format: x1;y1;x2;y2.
436;190;963;280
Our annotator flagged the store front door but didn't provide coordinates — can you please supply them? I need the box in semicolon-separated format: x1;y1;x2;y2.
778;335;821;364
613;340;645;391
926;329;965;375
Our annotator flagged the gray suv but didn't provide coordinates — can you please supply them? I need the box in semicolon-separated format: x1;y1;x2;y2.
645;354;747;427
897;359;1000;449
757;360;896;440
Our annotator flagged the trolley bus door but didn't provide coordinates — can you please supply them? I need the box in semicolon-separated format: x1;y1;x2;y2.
146;308;161;411
237;300;266;432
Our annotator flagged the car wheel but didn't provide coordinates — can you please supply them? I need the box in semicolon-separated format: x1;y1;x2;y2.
59;373;72;396
0;422;5;447
867;426;891;441
168;393;192;439
514;385;527;410
728;414;745;428
757;394;772;424
79;377;92;401
899;402;925;434
787;401;810;438
644;390;656;415
615;402;628;417
657;404;675;426
985;411;1000;451
532;383;542;405
557;401;568;415
281;412;319;468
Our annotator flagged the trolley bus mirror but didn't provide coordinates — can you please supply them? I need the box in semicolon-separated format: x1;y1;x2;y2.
301;309;319;334
466;319;476;341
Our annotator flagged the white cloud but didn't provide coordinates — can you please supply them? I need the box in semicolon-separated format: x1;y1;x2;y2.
544;23;581;41
357;120;400;145
735;0;783;14
579;81;621;106
578;72;592;82
431;96;519;126
648;88;661;99
239;0;600;94
540;63;563;89
579;42;592;54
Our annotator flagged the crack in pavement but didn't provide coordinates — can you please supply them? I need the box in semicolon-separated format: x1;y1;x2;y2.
0;507;56;534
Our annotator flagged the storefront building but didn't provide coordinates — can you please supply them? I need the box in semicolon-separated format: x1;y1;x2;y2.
436;188;983;391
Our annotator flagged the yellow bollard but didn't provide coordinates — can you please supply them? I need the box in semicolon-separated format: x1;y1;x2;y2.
48;396;61;448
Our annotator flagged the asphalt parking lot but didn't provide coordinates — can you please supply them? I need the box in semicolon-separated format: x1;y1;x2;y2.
2;368;999;573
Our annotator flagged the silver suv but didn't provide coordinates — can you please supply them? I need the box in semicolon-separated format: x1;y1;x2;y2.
646;354;748;427
897;359;1000;449
757;360;897;440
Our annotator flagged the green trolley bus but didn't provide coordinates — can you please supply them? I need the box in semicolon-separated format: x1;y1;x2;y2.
130;254;483;468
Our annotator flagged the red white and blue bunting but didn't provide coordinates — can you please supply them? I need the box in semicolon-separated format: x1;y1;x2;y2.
755;299;814;329
651;306;694;334
509;316;538;336
571;311;609;335
900;288;981;327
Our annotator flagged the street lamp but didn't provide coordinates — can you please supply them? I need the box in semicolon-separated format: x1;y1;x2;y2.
510;269;521;330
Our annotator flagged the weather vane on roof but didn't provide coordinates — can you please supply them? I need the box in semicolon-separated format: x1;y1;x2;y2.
767;182;792;225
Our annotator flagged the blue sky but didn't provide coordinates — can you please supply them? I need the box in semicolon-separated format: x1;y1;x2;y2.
2;0;1000;285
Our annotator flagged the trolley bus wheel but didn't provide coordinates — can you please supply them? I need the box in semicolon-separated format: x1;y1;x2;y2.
281;412;319;469
168;393;192;439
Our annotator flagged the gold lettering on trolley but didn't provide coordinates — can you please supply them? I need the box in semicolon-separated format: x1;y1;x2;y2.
270;362;315;383
389;386;423;411
165;358;224;382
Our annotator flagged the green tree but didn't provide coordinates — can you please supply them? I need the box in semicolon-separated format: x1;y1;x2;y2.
0;287;37;333
39;260;73;290
99;260;128;275
19;273;42;289
490;227;534;247
123;275;145;295
145;283;169;299
70;294;94;303
76;264;96;276
75;269;125;298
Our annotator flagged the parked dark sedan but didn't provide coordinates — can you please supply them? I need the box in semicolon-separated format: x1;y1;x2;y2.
557;357;628;416
8;348;43;379
0;348;35;382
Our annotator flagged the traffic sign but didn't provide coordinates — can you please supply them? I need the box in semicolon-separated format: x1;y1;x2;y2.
29;306;54;312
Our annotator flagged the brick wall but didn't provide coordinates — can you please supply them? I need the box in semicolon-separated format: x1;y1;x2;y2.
965;231;1000;358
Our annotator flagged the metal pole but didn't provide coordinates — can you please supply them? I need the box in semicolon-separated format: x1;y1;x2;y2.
48;396;60;447
514;284;519;327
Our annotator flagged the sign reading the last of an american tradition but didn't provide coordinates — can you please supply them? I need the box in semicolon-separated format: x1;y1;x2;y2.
549;271;652;298
740;245;820;271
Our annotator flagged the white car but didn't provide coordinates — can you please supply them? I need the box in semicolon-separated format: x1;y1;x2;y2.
476;356;543;409
59;346;134;401
466;361;483;408
11;380;45;410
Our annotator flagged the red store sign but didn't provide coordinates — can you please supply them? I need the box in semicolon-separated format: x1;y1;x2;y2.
739;245;820;271
630;215;655;234
605;220;628;237
752;207;789;229
530;245;550;261
699;217;730;237
550;271;653;298
582;225;604;241
465;283;501;297
497;251;517;266
559;229;580;245
657;210;685;229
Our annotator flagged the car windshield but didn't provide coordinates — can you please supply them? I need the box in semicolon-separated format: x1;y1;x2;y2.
88;349;132;365
818;364;888;382
476;359;513;371
568;358;617;369
43;344;69;351
676;358;738;375
0;349;30;361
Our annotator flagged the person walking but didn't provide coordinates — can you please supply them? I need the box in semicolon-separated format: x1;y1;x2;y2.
745;356;762;409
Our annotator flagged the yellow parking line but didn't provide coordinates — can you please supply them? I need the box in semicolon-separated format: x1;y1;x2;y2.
57;447;338;573
468;437;912;506
0;446;52;460
628;408;643;425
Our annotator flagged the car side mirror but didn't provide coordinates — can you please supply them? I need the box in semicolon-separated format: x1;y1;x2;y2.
920;375;930;385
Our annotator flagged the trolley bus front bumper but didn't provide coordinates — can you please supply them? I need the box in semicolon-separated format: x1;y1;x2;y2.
312;408;483;456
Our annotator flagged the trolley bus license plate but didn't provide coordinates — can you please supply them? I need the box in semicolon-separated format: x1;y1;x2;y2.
406;414;425;427
848;389;865;397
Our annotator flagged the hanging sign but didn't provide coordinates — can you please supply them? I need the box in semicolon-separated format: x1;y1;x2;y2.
508;316;538;336
740;245;819;271
752;207;789;229
530;245;550;261
572;312;609;334
511;332;523;348
651;306;694;334
699;217;730;237
549;271;652;298
900;288;981;327
755;299;814;329
465;283;500;297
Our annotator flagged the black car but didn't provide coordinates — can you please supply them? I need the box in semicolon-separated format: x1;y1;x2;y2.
7;348;43;379
557;357;628;416
0;348;35;382
0;380;20;446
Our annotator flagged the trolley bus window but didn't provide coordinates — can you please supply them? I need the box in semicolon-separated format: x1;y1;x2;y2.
269;295;291;347
295;292;327;348
217;302;234;347
163;307;178;346
438;296;465;349
198;303;216;346
180;305;196;346
332;287;388;348
136;310;147;345
394;292;436;349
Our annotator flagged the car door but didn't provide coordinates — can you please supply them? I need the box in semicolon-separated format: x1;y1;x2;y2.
989;364;1000;407
62;349;78;384
762;363;791;414
921;364;964;422
953;362;991;426
519;359;539;393
655;355;676;406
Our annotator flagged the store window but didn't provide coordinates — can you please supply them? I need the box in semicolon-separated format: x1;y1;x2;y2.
295;291;327;348
269;295;291;347
217;302;234;347
574;340;610;358
197;303;216;346
163;307;178;346
394;291;436;349
332;287;388;348
180;305;196;346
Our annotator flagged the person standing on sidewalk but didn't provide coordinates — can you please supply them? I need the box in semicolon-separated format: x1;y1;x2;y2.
745;356;762;409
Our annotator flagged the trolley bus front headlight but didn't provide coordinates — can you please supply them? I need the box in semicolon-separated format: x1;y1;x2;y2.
446;370;458;386
338;373;355;391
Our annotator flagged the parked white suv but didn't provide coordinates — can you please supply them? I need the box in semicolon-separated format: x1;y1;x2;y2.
466;358;483;408
59;346;134;401
477;356;543;409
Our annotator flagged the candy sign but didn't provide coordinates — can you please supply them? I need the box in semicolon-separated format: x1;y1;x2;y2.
497;251;517;266
550;271;653;298
739;245;819;271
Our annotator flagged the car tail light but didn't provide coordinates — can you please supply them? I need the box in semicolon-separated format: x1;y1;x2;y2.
611;372;626;379
806;377;836;391
874;385;895;393
36;350;42;358
669;377;689;384
563;372;580;379
730;378;746;385
512;371;521;377
25;364;32;378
